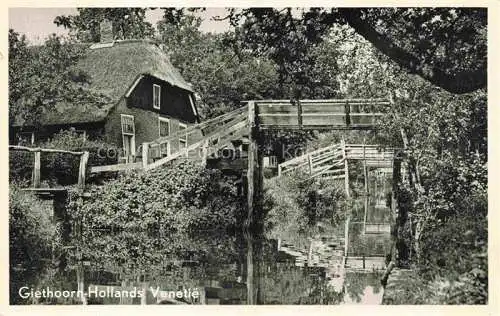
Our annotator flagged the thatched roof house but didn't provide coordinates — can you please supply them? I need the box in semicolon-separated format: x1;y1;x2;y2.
12;38;200;162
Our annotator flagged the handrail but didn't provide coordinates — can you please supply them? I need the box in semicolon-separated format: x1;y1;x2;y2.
9;145;85;156
149;105;247;146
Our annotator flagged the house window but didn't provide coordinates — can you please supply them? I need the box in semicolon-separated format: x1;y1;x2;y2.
153;84;161;110
120;114;136;162
158;117;170;157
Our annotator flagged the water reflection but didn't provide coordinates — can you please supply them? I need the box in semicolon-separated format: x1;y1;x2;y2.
69;225;387;305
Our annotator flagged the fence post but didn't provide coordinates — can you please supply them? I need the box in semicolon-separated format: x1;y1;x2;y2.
246;101;256;305
33;150;41;188
76;261;87;305
78;151;89;190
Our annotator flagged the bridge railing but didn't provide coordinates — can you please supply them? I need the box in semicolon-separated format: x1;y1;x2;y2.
253;98;389;130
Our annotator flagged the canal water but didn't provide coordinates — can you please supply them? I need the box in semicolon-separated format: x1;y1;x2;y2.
58;213;391;305
27;166;393;305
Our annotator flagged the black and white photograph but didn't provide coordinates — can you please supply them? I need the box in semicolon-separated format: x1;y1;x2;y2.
7;7;487;306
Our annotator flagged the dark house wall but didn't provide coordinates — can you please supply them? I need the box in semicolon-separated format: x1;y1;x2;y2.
127;75;197;124
104;98;203;158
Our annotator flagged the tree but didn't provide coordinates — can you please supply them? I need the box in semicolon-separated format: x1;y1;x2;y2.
223;7;486;94
156;12;280;119
54;8;155;42
8;30;109;129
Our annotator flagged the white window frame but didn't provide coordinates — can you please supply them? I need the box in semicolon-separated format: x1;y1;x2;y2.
158;117;171;156
153;84;161;110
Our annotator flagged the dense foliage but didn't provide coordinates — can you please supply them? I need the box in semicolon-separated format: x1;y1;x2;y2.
54;8;155;42
224;7;486;94
66;161;245;278
263;171;347;247
8;30;109;129
9;186;61;304
328;20;488;304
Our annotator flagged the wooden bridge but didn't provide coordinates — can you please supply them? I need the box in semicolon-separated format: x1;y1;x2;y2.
277;141;401;179
87;98;390;174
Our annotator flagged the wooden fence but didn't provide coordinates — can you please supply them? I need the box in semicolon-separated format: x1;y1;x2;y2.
9;145;89;190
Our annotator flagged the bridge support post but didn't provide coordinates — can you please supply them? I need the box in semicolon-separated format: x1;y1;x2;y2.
363;141;368;235
245;101;264;305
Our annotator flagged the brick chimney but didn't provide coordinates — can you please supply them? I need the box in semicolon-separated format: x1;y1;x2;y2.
99;19;114;43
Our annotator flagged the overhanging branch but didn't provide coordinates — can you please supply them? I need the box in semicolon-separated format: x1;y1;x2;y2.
338;8;486;94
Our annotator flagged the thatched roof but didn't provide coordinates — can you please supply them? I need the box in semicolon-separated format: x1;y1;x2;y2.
13;40;193;127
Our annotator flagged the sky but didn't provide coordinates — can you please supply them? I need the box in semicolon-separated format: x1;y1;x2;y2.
8;8;231;44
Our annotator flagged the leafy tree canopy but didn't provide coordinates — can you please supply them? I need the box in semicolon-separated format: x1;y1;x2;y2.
223;7;486;94
8;30;109;128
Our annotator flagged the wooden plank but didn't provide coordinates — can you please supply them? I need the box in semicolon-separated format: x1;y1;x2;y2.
310;150;342;162
33;151;41;188
302;115;347;126
258;115;298;126
363;142;368;234
259;125;377;130
252;98;390;105
257;104;363;114
259;115;348;126
312;153;344;167
10;145;84;155
344;216;350;257
343;139;350;197
90;162;143;173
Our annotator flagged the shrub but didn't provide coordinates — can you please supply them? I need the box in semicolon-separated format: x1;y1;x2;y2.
66;160;244;276
263;171;346;246
9;185;61;304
